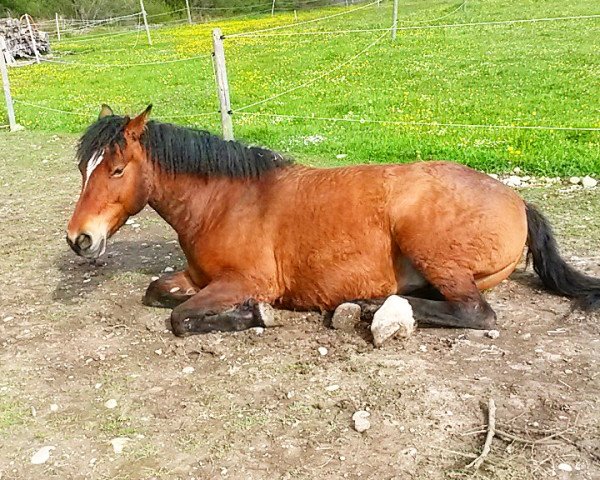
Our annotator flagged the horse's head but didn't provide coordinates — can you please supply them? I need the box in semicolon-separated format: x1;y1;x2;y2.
67;104;153;258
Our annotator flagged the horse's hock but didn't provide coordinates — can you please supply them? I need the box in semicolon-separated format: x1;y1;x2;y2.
0;17;50;62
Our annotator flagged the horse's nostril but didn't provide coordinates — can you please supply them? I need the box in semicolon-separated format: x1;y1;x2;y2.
76;233;92;251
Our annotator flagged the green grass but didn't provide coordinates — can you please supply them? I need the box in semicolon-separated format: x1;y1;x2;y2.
3;0;599;174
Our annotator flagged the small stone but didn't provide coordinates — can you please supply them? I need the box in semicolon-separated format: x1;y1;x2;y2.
486;330;500;339
125;219;135;225
318;347;328;356
370;296;414;347
557;463;573;472
503;175;522;187
252;327;264;335
521;333;531;340
352;410;371;433
154;348;162;355
151;276;159;281
569;176;581;185
182;366;195;374
31;446;55;464
488;173;499;180
336;154;347;159
582;176;597;188
2;315;14;322
164;267;174;273
104;399;117;409
49;404;58;412
331;302;361;333
325;384;340;392
513;167;521;174
110;437;129;454
419;345;427;353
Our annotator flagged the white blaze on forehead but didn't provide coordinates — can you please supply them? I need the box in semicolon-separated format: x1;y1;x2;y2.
84;150;105;188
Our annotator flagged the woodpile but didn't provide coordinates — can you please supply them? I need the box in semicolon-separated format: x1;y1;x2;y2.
0;17;50;62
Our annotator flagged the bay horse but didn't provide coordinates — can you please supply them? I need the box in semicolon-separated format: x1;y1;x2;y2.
66;105;600;336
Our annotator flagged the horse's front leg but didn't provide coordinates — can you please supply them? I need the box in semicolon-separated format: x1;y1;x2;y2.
143;270;200;309
170;280;277;336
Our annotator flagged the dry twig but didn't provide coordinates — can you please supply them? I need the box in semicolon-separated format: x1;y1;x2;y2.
467;398;496;470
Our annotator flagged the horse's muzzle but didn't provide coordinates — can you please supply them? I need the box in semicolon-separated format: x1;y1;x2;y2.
66;232;106;258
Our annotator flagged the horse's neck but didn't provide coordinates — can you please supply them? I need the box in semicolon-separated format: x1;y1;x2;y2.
147;168;253;238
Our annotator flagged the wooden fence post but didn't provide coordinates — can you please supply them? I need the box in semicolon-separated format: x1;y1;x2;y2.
25;14;40;63
212;28;234;141
391;0;399;40
271;0;276;16
185;0;192;24
55;13;61;41
140;0;152;46
0;37;18;131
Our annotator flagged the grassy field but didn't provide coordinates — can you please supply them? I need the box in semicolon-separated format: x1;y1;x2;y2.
3;0;600;174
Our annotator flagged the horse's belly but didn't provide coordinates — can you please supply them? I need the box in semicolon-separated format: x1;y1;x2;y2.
277;245;421;310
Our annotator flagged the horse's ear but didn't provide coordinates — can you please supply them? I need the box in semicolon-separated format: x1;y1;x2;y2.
98;104;114;119
124;104;152;140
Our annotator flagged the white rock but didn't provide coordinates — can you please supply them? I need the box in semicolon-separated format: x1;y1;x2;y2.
488;173;499;180
164;266;174;273
557;463;573;472
110;437;129;454
331;302;361;332
2;315;14;322
486;330;500;339
104;399;117;409
125;218;135;225
582;176;597;188
182;366;195;374
336;154;348;159
370;296;414;347
154;349;162;355
419;344;428;353
503;175;522;187
569;176;581;185
521;333;531;341
352;410;371;433
325;384;340;392
252;327;264;335
318;346;328;356
49;404;58;412
513;167;521;174
31;446;55;464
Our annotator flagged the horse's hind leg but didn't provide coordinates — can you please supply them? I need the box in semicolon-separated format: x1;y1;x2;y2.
143;270;199;309
407;268;497;329
356;276;496;330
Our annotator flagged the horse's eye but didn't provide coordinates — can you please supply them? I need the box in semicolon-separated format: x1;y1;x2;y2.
111;167;124;178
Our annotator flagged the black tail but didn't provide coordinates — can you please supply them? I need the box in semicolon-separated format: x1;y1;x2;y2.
526;203;600;310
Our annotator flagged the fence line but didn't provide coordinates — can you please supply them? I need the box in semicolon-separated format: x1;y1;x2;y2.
12;98;220;121
225;0;378;38
225;12;600;37
31;52;212;68
13;99;95;117
234;112;600;132
236;30;389;112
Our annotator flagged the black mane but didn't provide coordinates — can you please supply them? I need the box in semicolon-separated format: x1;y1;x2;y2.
77;116;294;177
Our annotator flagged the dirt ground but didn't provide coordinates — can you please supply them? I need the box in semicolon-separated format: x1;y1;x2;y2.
0;132;599;480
